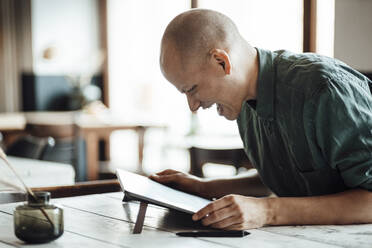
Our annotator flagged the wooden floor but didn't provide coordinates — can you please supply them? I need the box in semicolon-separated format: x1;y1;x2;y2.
1;192;372;247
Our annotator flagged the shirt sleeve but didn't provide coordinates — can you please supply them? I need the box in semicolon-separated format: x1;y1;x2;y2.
313;79;372;190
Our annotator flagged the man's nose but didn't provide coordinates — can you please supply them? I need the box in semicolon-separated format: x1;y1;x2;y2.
187;94;201;112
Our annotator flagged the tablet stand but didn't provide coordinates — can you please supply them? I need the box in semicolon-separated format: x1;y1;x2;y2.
123;194;148;234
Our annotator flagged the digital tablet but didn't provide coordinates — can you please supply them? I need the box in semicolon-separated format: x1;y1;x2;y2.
116;169;211;214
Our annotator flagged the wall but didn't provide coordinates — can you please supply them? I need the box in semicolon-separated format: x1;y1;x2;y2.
31;0;100;75
334;0;372;72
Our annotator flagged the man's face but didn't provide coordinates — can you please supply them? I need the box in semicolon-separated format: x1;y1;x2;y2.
160;45;243;121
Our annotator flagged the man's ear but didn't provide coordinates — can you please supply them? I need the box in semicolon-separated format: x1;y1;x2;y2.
209;49;231;75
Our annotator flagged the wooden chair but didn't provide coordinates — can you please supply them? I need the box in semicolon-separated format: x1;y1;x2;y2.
5;135;52;159
25;122;84;180
189;146;252;177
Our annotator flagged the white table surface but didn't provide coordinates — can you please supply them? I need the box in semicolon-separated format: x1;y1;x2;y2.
1;192;371;247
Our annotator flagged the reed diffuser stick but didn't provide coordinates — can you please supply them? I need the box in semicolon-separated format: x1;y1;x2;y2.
0;148;55;228
0;178;26;192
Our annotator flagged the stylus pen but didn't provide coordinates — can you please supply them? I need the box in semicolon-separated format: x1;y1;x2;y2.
176;230;250;237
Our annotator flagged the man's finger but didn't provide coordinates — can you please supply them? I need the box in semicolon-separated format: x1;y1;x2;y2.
210;215;243;229
193;197;232;221
150;174;178;184
201;205;235;226
156;169;178;176
224;223;245;231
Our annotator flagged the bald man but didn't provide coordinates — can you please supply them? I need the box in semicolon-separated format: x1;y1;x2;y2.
151;9;372;230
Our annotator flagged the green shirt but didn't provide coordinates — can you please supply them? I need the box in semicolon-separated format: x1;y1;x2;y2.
237;48;372;197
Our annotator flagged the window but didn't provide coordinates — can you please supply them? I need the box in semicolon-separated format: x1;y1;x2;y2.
107;0;190;173
316;0;335;57
194;0;303;137
107;1;307;174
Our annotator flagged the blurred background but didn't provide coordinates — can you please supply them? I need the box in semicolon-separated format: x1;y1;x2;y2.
0;0;371;189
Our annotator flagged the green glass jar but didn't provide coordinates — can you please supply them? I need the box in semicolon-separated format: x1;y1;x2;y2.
14;192;64;243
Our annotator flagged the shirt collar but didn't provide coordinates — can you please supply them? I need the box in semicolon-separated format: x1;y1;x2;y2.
255;48;276;121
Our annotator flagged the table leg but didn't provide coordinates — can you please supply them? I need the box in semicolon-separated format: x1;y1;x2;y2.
104;136;111;161
85;132;99;180
137;127;145;174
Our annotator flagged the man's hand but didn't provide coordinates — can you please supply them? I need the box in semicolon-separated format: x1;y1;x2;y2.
149;169;205;196
192;194;270;230
192;189;372;229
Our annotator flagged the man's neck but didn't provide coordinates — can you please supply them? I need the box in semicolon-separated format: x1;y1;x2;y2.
243;46;259;101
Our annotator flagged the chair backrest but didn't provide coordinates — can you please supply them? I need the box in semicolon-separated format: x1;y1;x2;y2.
40;138;75;164
5;135;52;159
26;123;76;166
189;146;251;177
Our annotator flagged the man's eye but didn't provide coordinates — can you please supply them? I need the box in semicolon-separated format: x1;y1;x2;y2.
187;85;197;93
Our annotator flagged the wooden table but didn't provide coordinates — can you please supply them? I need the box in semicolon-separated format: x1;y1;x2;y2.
1;192;371;247
24;111;160;180
0;113;27;146
74;114;165;180
0;113;26;131
0;111;165;181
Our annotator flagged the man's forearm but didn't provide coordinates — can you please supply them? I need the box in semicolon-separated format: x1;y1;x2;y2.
266;188;372;226
200;171;271;199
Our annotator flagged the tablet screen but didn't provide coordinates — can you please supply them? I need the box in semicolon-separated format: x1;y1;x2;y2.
116;169;211;214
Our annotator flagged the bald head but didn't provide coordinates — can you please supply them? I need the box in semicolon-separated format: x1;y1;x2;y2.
160;9;243;72
159;9;259;120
